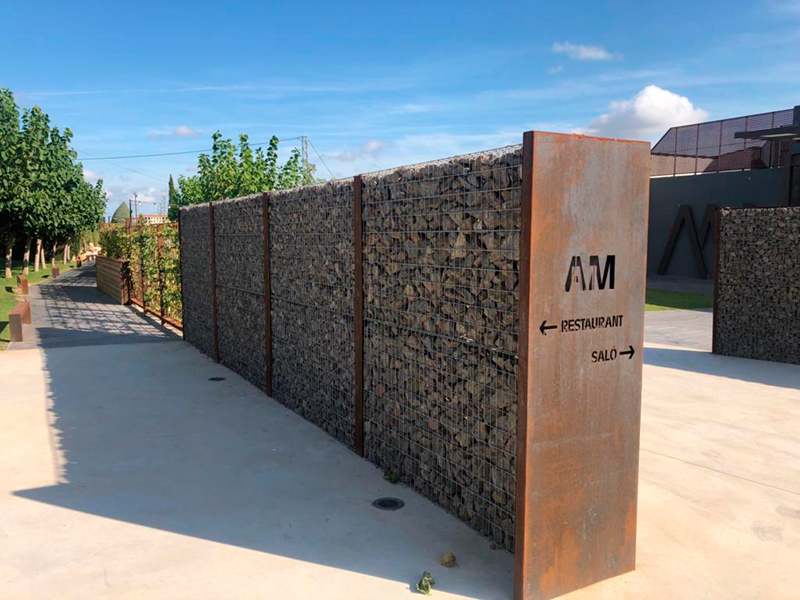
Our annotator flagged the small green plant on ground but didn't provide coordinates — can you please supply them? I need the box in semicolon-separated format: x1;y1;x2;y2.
0;259;75;350
645;289;713;312
383;468;400;484
416;571;435;595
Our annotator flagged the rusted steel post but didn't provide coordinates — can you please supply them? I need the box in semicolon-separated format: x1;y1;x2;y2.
139;220;146;308
353;175;365;456
209;202;220;362
157;224;165;325
262;192;272;395
17;274;28;295
515;131;649;600
178;210;185;338
712;208;721;354
9;309;23;342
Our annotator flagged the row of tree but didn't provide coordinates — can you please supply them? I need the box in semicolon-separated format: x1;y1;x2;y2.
167;132;314;220
0;88;106;278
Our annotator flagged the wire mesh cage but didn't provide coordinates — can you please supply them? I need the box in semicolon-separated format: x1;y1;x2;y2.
362;146;522;550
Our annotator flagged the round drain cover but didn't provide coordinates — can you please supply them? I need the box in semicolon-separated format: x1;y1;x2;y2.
372;497;404;511
208;376;226;381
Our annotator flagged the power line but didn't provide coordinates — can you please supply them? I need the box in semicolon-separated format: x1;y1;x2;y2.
117;165;166;183
79;136;303;161
307;138;336;180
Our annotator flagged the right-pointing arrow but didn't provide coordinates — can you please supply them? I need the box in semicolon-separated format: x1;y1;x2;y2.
620;345;635;360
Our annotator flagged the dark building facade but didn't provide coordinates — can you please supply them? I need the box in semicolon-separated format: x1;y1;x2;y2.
648;106;800;279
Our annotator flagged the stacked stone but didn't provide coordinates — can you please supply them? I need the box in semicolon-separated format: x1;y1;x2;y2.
179;204;214;357
362;146;522;551
715;206;800;365
270;181;356;448
214;195;268;389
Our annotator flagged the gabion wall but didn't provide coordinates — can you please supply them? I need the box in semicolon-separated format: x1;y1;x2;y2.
715;206;800;365
214;195;268;389
180;204;214;357
179;148;522;550
362;147;522;551
270;182;356;448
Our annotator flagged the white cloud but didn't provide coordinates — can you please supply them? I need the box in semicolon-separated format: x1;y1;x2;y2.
552;42;617;61
173;125;199;137
767;0;800;14
83;169;100;183
547;65;564;75
328;139;386;163
321;130;523;178
395;103;433;114
147;125;201;138
586;85;708;141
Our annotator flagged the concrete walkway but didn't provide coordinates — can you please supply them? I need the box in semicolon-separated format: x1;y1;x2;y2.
1;269;799;599
644;308;713;350
8;265;174;350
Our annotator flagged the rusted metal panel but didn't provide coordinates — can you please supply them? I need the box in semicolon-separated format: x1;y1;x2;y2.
353;175;365;456
157;224;165;325
712;208;721;354
178;209;186;339
515;131;650;600
262;192;273;396
139;220;146;308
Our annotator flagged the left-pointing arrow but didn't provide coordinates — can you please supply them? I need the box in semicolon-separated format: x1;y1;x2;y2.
539;320;557;336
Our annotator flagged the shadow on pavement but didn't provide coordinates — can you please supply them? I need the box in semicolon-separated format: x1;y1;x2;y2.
12;265;177;350
644;346;800;390
13;339;512;597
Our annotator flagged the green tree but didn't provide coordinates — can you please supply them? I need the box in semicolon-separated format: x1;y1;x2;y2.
0;91;106;273
0;89;22;277
176;132;315;206
166;175;182;221
111;201;131;223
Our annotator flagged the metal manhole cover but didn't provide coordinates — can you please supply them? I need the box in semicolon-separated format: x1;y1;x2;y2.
372;497;404;511
208;376;226;381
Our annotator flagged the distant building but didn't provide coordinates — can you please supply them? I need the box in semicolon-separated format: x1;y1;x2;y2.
137;214;169;225
648;105;800;279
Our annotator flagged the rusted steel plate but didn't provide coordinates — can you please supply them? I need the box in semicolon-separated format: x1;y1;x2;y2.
515;131;650;600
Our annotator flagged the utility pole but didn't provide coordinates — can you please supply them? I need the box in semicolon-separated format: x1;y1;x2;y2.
301;135;309;174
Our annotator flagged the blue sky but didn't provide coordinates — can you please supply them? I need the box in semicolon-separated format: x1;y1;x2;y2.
2;0;799;216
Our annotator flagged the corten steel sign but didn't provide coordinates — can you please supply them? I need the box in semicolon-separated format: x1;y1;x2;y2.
515;132;650;599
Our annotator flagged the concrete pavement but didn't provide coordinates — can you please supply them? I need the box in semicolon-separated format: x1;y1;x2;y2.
2;341;514;599
644;308;713;351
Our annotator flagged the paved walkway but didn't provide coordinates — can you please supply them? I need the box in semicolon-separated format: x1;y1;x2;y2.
8;265;174;350
644;308;712;350
1;269;799;599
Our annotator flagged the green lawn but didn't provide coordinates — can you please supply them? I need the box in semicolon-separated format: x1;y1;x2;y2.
0;259;76;350
645;288;713;312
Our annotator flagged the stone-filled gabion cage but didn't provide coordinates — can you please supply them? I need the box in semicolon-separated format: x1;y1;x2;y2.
713;206;800;365
179;146;522;551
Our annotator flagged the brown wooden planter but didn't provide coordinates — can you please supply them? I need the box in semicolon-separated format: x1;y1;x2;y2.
95;255;130;304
